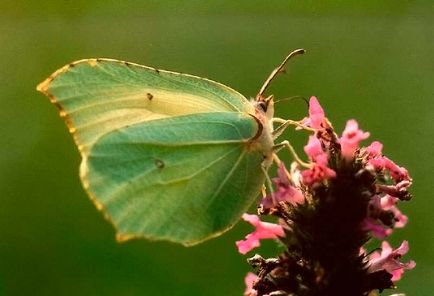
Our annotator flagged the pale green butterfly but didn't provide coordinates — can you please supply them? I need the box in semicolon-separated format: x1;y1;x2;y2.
37;49;305;246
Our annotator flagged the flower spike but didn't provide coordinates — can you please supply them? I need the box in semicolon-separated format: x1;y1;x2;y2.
237;97;414;296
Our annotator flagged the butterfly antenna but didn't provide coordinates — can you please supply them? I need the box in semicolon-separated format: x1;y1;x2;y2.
256;48;306;101
274;95;308;105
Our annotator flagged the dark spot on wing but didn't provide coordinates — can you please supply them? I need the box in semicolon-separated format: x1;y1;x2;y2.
125;61;132;67
155;159;165;169
146;93;154;100
155;69;160;74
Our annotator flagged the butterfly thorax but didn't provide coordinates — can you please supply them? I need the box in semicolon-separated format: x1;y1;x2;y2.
246;100;275;169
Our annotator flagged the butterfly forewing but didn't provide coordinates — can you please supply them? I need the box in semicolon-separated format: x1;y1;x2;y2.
37;59;253;151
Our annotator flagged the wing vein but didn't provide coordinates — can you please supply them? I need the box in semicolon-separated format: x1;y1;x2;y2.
104;144;241;209
204;149;247;209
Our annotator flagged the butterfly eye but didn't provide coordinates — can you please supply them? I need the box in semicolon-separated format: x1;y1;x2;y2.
258;101;268;112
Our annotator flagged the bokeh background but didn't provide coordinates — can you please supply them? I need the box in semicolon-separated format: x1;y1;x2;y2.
1;1;433;295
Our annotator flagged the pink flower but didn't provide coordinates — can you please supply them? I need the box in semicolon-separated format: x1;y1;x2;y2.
261;164;304;208
380;195;408;228
308;96;326;129
380;194;396;209
377;181;412;201
369;156;411;183
304;136;326;163
273;183;305;206
340;119;370;159
368;157;387;170
392;207;408;228
244;272;258;296
301;165;336;186
236;214;285;254
368;241;416;282
301;96;328;129
363;195;408;237
366;141;383;157
362;218;393;239
383;157;411;182
376;195;407;227
301;136;336;185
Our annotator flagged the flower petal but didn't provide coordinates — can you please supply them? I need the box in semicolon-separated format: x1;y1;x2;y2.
244;272;259;296
236;214;285;254
308;96;326;129
340;119;370;159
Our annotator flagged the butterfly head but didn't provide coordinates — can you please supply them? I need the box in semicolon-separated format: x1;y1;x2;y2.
255;95;275;123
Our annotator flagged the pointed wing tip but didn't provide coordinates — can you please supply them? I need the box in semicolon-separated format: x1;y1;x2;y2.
116;233;136;243
36;78;50;93
36;58;104;94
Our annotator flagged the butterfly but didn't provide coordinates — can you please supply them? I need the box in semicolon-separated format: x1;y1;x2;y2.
37;49;305;246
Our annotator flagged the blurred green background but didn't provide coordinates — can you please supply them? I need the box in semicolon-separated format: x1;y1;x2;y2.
1;1;433;295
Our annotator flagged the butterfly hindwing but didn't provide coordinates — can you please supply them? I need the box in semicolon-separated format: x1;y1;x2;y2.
82;112;265;245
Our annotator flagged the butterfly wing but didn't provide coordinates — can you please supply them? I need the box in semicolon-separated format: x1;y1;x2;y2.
37;59;267;245
83;112;265;245
37;58;254;151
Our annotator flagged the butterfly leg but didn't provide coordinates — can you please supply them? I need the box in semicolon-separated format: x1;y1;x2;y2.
261;163;276;204
273;140;311;168
272;118;314;140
